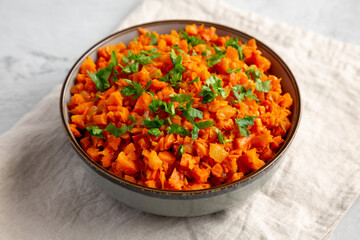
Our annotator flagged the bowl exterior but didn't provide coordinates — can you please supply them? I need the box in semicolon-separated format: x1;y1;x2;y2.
60;20;301;217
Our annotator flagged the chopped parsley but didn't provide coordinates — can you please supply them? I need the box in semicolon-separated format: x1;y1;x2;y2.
179;30;204;46
235;115;257;137
232;85;259;102
159;49;186;88
167;123;191;137
206;44;226;67
169;94;192;103
215;128;233;144
87;51;118;91
148;99;175;116
189;77;200;84
142;116;164;137
255;79;272;92
86;122;135;139
225;37;244;61
121;79;151;100
172;45;189;56
226;68;242;73
146;32;158;45
121;49;162;74
86;126;104;139
179;101;213;139
245;66;271;92
199;75;226;103
178;145;185;155
94;91;100;102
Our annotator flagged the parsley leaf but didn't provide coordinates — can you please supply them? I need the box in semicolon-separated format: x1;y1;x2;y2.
206;44;226;67
179;30;204;46
105;123;135;138
86;126;104;139
148;128;163;137
199;86;217;104
235;116;257;137
245;66;262;79
192;50;197;56
169;94;192;103
159;49;186;88
179;102;212;139
121;79;151;100
87;51;118;91
232;85;259;102
142;116;164;128
191;121;214;140
201;50;207;56
226;68;242;73
245;66;271;92
189;77;200;84
199;75;226;103
87;122;135;139
255;79;272;92
128;115;136;122
121;49;162;74
172;45;189;56
197;121;214;129
146;32;158;45
148;99;175;116
94;91;100;102
225;37;244;61
215;128;232;144
178;145;185;155
167;123;191;137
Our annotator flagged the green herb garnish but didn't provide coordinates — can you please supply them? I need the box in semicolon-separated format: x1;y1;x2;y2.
146;32;158;45
245;66;271;92
148;99;176;116
215;128;232;144
235;115;257;137
121;79;151;100
199;75;226;103
179;30;204;46
178;145;185;155
206;44;226;67
87;51;118;91
167;123;191;137
169;94;192;103
189;77;200;84
232;85;259;102
159;49;186;88
226;68;242;73
225;37;244;61
86;122;135;139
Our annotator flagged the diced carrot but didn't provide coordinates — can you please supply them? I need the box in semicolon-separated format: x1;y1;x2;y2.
168;168;185;190
148;150;162;170
191;166;210;183
133;92;152;115
116;152;139;175
124;143;136;155
211;163;224;178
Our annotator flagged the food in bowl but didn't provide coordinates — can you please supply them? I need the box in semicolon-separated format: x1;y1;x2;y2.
67;24;293;191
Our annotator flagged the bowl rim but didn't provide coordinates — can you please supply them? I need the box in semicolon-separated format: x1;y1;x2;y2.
60;19;301;199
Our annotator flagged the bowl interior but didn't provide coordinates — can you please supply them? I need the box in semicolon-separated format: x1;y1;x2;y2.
61;20;300;195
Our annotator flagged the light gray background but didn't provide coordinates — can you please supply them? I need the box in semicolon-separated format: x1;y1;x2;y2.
0;0;358;239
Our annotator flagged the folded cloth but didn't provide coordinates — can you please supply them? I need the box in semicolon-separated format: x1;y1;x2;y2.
1;0;359;239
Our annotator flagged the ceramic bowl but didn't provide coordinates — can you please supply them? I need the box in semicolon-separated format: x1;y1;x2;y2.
60;20;301;217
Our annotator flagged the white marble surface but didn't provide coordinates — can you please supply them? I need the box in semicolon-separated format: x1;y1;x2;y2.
0;0;358;239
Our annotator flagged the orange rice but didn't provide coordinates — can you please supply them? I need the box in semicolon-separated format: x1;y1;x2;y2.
68;24;293;190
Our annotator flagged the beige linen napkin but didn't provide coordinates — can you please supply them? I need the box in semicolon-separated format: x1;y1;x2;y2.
1;0;359;239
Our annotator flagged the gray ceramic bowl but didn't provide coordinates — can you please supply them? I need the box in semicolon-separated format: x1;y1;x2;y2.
60;20;301;217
